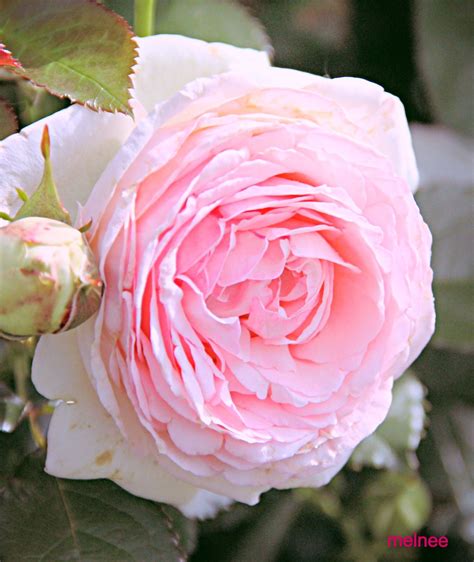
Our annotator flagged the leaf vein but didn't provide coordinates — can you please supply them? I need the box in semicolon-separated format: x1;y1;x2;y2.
55;479;81;559
49;59;127;108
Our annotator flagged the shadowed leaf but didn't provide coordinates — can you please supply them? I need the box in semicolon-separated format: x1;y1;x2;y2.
0;98;18;140
0;452;196;561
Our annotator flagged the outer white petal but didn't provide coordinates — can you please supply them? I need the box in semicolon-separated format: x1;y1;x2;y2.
0;34;270;224
306;74;419;192
32;328;232;518
276;451;351;490
0;106;134;223
180;491;233;519
133;34;270;114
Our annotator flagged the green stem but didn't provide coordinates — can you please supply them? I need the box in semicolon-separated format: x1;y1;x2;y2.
134;0;156;37
13;353;29;403
13;342;46;449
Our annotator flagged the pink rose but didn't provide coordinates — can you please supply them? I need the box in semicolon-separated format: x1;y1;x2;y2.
0;35;434;518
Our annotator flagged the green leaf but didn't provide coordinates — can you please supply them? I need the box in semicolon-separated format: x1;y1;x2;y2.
14;126;72;224
16;80;67;127
416;0;474;137
432;280;474;352
362;472;431;538
155;0;272;52
0;0;137;115
160;504;198;556
0;452;196;562
0;98;18;140
351;372;427;470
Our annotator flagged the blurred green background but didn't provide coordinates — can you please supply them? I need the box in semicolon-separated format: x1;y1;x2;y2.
1;1;472;561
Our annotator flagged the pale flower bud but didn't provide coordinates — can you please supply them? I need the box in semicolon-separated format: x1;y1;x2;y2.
0;216;102;339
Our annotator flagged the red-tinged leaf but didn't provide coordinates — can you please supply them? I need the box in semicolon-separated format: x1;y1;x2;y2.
0;98;18;140
0;0;138;115
0;43;21;68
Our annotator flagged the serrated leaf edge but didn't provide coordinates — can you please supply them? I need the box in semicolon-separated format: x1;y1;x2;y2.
8;0;139;117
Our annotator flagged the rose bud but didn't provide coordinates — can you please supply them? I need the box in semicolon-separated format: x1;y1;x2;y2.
0;216;102;339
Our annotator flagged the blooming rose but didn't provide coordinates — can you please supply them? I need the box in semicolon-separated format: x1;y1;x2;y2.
0;35;434;518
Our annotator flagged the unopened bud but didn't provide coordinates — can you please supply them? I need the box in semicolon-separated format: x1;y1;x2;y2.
0;216;102;339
